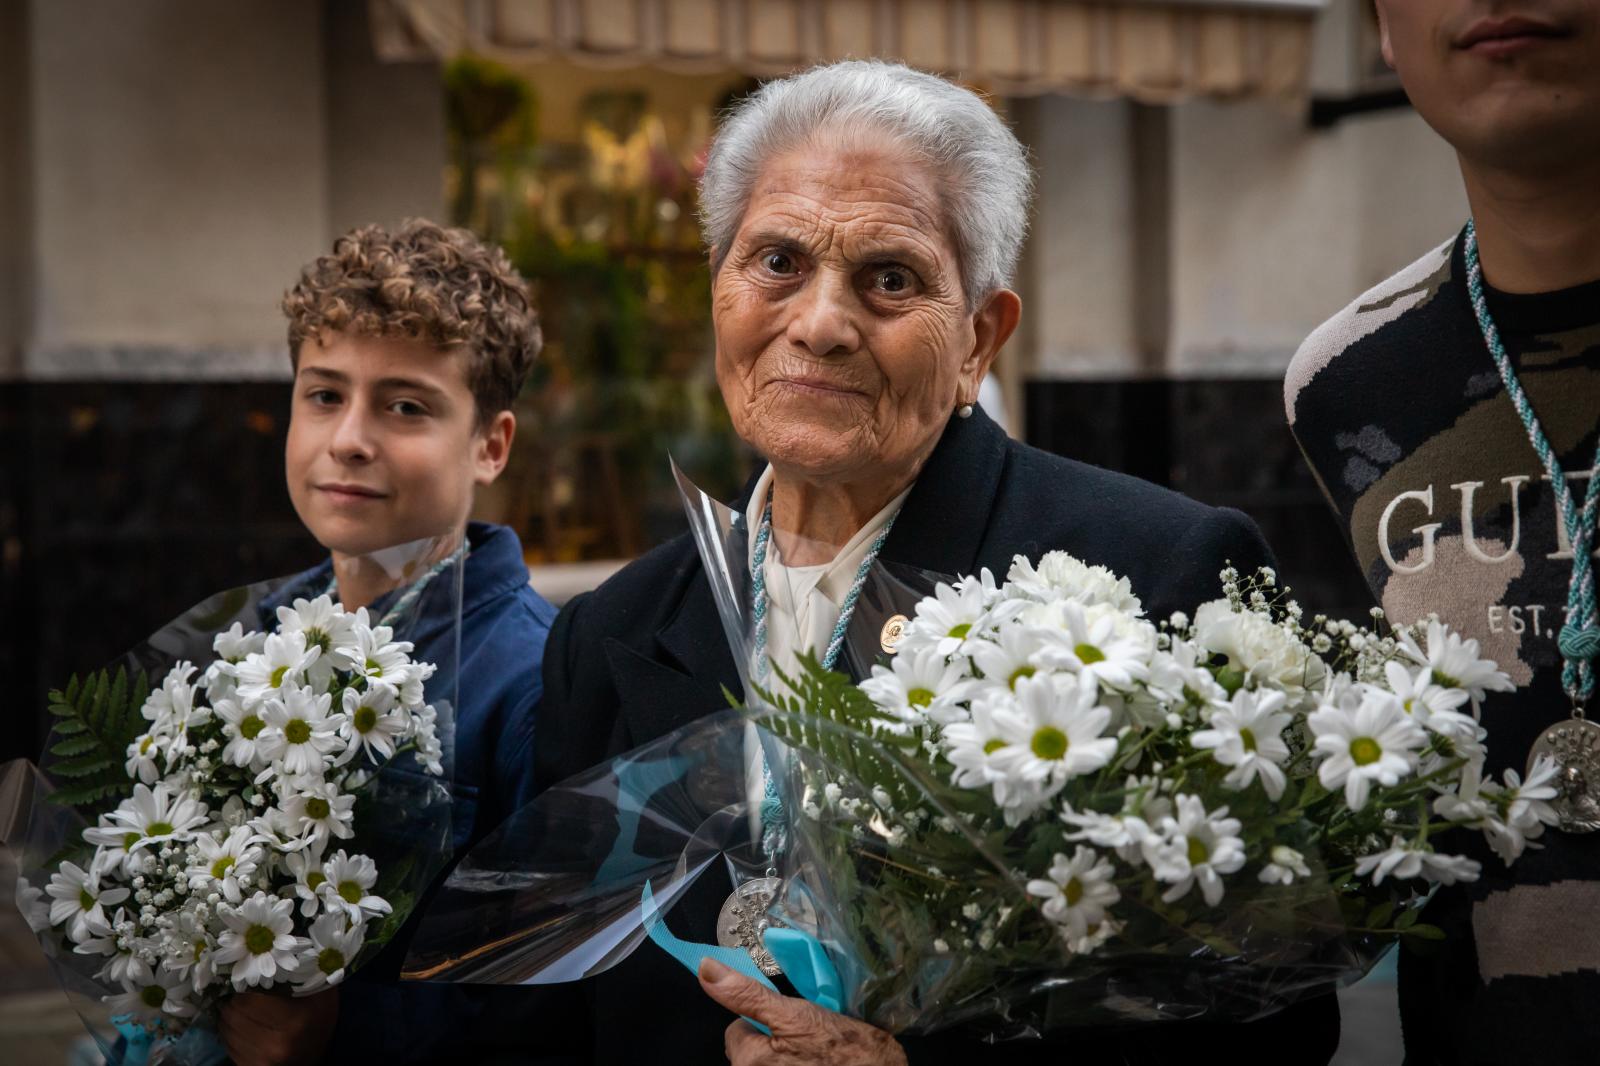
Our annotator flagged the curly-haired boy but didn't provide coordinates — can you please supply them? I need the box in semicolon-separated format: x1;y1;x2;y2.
220;219;556;1065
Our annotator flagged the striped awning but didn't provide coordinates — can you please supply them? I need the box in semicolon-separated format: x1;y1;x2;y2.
370;0;1326;101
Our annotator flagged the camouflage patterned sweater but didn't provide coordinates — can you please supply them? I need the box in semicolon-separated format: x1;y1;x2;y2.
1286;225;1600;1065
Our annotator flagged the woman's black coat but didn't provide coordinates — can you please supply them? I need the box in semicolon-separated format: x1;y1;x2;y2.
530;407;1341;1065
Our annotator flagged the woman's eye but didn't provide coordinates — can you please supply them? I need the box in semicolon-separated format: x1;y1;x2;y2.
308;389;340;406
871;268;915;294
762;251;798;275
390;400;427;417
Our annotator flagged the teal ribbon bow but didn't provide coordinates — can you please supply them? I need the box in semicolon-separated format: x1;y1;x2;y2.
640;882;846;1035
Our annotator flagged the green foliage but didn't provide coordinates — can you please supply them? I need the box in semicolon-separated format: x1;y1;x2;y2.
43;667;148;810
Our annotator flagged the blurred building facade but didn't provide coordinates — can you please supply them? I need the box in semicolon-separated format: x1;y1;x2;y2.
2;0;1466;764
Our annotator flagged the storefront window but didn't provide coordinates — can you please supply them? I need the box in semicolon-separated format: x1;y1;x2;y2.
448;56;754;564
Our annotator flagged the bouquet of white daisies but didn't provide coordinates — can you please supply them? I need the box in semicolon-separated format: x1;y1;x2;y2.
751;554;1551;1034
7;583;455;1061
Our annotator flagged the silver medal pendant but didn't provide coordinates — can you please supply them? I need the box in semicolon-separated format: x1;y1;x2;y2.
1527;717;1600;833
717;876;785;977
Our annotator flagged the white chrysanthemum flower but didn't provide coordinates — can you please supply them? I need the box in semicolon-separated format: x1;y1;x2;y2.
1061;776;1173;863
317;851;392;923
83;782;210;864
235;631;322;706
282;779;357;846
258;685;344;776
940;694;1030;800
1355;836;1480;885
861;646;977;731
292;912;366;995
410;703;445;776
140;662;205;737
1026;846;1121;939
1482;757;1561;864
1258;845;1311;885
1143;794;1246;907
104;968;197;1021
335;612;417;687
187;825;267;905
15;876;51;934
1044;602;1154;693
1383;660;1469;725
75;909;153;985
1062;916;1121;956
1309;688;1427;810
1005;552;1142;614
215;697;271;768
124;733;164;785
1193;600;1326;697
276;596;358;679
336;683;410;763
284;845;330;917
1398;618;1516;708
1191;689;1293;800
903;579;992;659
207;623;268;700
970;623;1061;693
988;675;1118;799
45;860;130;941
1146;636;1227;711
215;892;304;989
1433;758;1495;825
214;620;268;663
248;803;317;854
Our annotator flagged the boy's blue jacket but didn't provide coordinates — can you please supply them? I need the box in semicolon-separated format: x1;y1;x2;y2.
259;521;555;1062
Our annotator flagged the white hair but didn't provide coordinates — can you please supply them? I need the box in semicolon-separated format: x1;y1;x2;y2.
699;60;1034;305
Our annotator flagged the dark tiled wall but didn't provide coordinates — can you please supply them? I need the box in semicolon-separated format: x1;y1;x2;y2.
1;382;323;763
1024;378;1373;621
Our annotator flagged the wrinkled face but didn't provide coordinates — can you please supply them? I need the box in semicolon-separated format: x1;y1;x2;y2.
286;333;506;558
1375;0;1600;168
712;141;992;487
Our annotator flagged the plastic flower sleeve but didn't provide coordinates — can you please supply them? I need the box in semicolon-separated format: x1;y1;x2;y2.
402;707;753;984
2;531;464;1065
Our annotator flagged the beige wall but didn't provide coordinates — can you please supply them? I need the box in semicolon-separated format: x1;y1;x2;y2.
17;0;445;381
1018;97;1140;380
1166;99;1465;376
1020;89;1465;382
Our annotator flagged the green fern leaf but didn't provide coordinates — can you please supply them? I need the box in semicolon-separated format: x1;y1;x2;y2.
50;736;101;758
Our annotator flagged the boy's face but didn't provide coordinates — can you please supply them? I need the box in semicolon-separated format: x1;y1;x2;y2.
1375;1;1600;171
286;332;514;559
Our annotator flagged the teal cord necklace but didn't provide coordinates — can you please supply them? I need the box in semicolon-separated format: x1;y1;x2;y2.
749;498;900;857
1465;220;1600;829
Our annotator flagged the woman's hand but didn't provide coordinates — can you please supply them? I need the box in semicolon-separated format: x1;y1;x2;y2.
699;959;908;1066
218;987;339;1066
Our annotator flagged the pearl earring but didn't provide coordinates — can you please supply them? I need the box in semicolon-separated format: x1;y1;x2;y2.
957;403;974;419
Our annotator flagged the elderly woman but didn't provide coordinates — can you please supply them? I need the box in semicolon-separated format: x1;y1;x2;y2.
534;61;1339;1065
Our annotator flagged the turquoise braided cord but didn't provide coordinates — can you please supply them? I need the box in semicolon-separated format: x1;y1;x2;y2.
1465;221;1600;701
819;510;901;671
749;497;902;857
751;503;774;683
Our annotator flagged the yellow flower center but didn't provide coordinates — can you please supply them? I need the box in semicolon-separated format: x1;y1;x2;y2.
239;715;265;740
1031;727;1069;761
1239;728;1258;753
285;719;312;745
1075;643;1105;665
1063;878;1084;907
1350;737;1382;766
1187;837;1210;866
905;688;934;709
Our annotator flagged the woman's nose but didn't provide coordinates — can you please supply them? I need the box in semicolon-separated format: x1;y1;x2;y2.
785;269;861;358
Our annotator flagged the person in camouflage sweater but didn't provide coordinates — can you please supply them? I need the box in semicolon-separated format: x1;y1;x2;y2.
1286;3;1600;1063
